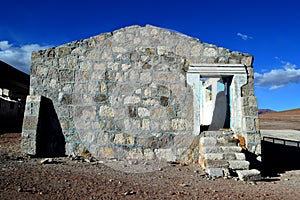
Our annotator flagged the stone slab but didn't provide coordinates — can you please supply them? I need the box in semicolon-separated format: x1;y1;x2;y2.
202;131;224;137
228;160;249;170
200;137;217;146
201;146;242;154
206;168;224;177
236;169;261;181
206;160;229;168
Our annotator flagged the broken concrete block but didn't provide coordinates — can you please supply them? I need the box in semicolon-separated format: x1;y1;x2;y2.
236;169;261;181
206;168;224;177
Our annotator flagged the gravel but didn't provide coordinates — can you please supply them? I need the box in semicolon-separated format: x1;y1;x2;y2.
1;133;300;199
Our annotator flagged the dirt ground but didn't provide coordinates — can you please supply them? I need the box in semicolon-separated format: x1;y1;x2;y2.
1;133;300;199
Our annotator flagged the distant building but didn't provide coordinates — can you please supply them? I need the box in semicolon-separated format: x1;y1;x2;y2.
0;60;29;133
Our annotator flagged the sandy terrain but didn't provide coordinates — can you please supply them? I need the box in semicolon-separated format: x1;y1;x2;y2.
260;107;300;142
1;132;300;199
0;108;299;199
259;108;300;130
261;130;300;141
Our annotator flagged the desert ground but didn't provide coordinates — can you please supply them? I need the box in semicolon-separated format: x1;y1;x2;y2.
259;108;300;131
1;109;300;199
260;108;300;143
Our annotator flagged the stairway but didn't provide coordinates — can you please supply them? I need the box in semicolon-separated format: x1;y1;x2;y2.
199;130;261;181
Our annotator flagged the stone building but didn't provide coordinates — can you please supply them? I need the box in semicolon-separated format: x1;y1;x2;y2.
0;61;29;133
22;25;261;178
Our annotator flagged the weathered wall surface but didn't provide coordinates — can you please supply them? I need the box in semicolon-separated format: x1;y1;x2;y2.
22;25;260;161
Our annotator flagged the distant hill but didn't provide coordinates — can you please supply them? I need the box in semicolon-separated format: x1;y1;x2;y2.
258;109;275;115
276;108;300;115
259;108;300;130
260;108;300;116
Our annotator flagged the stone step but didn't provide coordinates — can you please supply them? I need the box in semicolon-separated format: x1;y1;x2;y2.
202;131;225;137
201;146;242;154
199;137;217;146
203;159;249;170
200;136;238;146
228;160;249;170
236;169;261;181
216;136;239;146
205;159;230;168
203;153;246;160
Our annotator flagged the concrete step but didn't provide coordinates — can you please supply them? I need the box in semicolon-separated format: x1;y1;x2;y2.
203;159;249;170
228;160;249;170
200;136;238;146
203;153;246;160
202;131;225;137
205;160;230;168
199;137;217;146
199;130;254;178
201;146;242;154
216;136;239;146
236;169;261;181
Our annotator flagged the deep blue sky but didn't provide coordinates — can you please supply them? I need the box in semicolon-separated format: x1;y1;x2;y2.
1;0;300;111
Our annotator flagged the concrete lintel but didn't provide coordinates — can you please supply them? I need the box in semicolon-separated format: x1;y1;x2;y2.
188;64;247;75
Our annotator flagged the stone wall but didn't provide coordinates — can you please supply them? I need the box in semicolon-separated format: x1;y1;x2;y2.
22;25;260;161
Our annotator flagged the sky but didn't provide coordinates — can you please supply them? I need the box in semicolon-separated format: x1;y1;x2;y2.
0;0;299;111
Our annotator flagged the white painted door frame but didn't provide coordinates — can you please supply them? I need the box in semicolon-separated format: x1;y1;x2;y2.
186;64;247;135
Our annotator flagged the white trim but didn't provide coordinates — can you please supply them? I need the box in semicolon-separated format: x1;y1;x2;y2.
186;73;201;135
186;63;247;135
188;64;247;75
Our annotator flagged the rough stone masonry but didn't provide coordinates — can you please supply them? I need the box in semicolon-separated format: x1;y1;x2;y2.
21;25;260;163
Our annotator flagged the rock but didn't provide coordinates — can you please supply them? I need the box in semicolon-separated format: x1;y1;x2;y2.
128;159;139;165
124;190;136;195
40;158;53;164
167;161;180;165
179;183;190;187
249;181;257;185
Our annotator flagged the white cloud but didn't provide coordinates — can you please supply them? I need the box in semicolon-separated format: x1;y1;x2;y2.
237;32;253;40
0;40;51;74
255;62;300;90
0;41;12;50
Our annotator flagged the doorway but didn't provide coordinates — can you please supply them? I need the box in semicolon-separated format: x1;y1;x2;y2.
200;76;232;132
